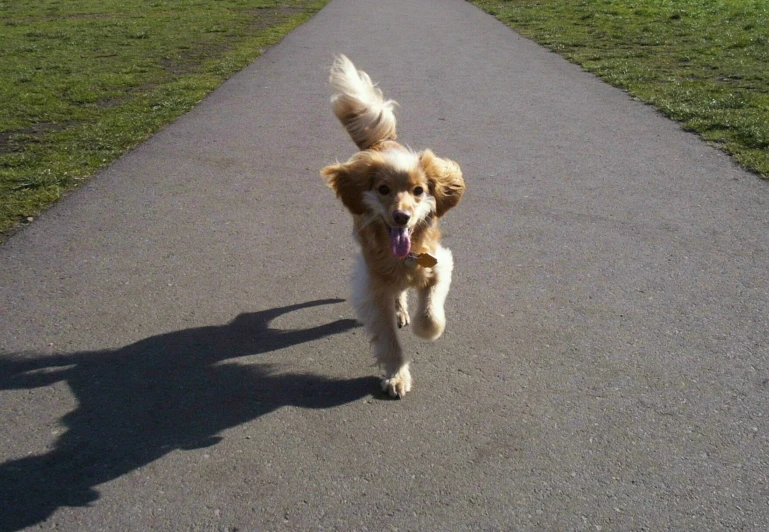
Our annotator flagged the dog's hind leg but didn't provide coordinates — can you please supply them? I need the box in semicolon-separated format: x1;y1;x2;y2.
395;290;410;329
413;246;454;341
352;259;412;398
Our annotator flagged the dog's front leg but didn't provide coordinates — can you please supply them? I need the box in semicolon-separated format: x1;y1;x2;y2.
375;316;411;399
368;293;411;398
352;260;412;398
413;246;454;341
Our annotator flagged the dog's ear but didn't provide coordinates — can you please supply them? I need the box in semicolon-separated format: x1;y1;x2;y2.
321;153;378;216
420;149;465;217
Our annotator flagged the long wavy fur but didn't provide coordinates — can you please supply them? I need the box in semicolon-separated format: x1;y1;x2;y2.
329;55;398;150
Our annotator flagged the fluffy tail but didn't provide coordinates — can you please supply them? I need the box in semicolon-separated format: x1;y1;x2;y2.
329;55;397;150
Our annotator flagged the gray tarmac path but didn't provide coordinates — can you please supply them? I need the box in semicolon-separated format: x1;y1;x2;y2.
2;0;769;529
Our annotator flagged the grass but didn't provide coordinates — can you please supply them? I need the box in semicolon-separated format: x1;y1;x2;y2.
0;0;328;238
468;0;769;179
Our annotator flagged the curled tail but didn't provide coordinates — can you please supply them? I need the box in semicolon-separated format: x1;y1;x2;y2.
329;55;397;150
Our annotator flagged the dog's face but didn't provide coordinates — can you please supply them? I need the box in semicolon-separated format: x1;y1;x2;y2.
322;148;464;257
366;150;434;229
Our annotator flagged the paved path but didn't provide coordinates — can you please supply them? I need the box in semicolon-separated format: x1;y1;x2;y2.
2;0;768;529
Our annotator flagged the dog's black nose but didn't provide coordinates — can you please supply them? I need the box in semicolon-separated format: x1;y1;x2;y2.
392;210;410;226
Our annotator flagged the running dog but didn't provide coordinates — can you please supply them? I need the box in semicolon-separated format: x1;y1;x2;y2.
321;55;465;398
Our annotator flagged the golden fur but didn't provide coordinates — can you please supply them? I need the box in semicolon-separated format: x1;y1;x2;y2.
321;55;465;398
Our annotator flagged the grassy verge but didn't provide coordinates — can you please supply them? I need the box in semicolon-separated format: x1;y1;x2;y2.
0;0;328;238
469;0;769;179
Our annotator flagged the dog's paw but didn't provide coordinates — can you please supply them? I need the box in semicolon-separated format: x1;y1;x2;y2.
381;366;412;399
413;309;445;340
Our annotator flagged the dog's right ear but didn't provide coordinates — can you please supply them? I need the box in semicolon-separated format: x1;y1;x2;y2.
420;149;465;217
321;152;378;216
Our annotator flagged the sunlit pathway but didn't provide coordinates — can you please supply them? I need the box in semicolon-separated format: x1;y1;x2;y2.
1;0;767;529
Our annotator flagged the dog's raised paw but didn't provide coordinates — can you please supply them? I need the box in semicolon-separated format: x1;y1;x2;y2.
413;309;445;340
381;367;412;399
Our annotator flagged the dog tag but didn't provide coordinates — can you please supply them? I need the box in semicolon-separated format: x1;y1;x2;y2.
414;253;438;268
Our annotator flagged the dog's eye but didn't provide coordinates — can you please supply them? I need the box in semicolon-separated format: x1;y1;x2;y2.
413;186;424;196
378;185;390;195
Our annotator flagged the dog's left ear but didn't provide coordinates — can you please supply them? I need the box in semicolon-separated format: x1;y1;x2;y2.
420;149;465;217
321;152;378;215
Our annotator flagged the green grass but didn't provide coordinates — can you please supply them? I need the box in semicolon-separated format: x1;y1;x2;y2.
469;0;769;179
0;0;328;238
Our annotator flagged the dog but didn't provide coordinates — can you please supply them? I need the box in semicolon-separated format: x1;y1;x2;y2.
321;56;465;398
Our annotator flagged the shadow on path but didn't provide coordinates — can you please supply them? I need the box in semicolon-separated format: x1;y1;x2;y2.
0;299;372;531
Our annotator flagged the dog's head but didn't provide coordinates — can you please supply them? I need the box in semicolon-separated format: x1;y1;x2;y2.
321;148;464;258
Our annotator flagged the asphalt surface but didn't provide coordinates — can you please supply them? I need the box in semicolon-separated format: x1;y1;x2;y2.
2;0;768;529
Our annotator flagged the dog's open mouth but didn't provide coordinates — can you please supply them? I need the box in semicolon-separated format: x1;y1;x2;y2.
388;226;412;259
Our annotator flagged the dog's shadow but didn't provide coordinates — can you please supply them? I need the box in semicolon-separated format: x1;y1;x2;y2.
0;299;375;531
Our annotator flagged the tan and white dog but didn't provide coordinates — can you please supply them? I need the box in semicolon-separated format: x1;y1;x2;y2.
322;55;465;398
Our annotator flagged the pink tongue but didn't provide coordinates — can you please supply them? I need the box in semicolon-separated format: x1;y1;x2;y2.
389;227;411;259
